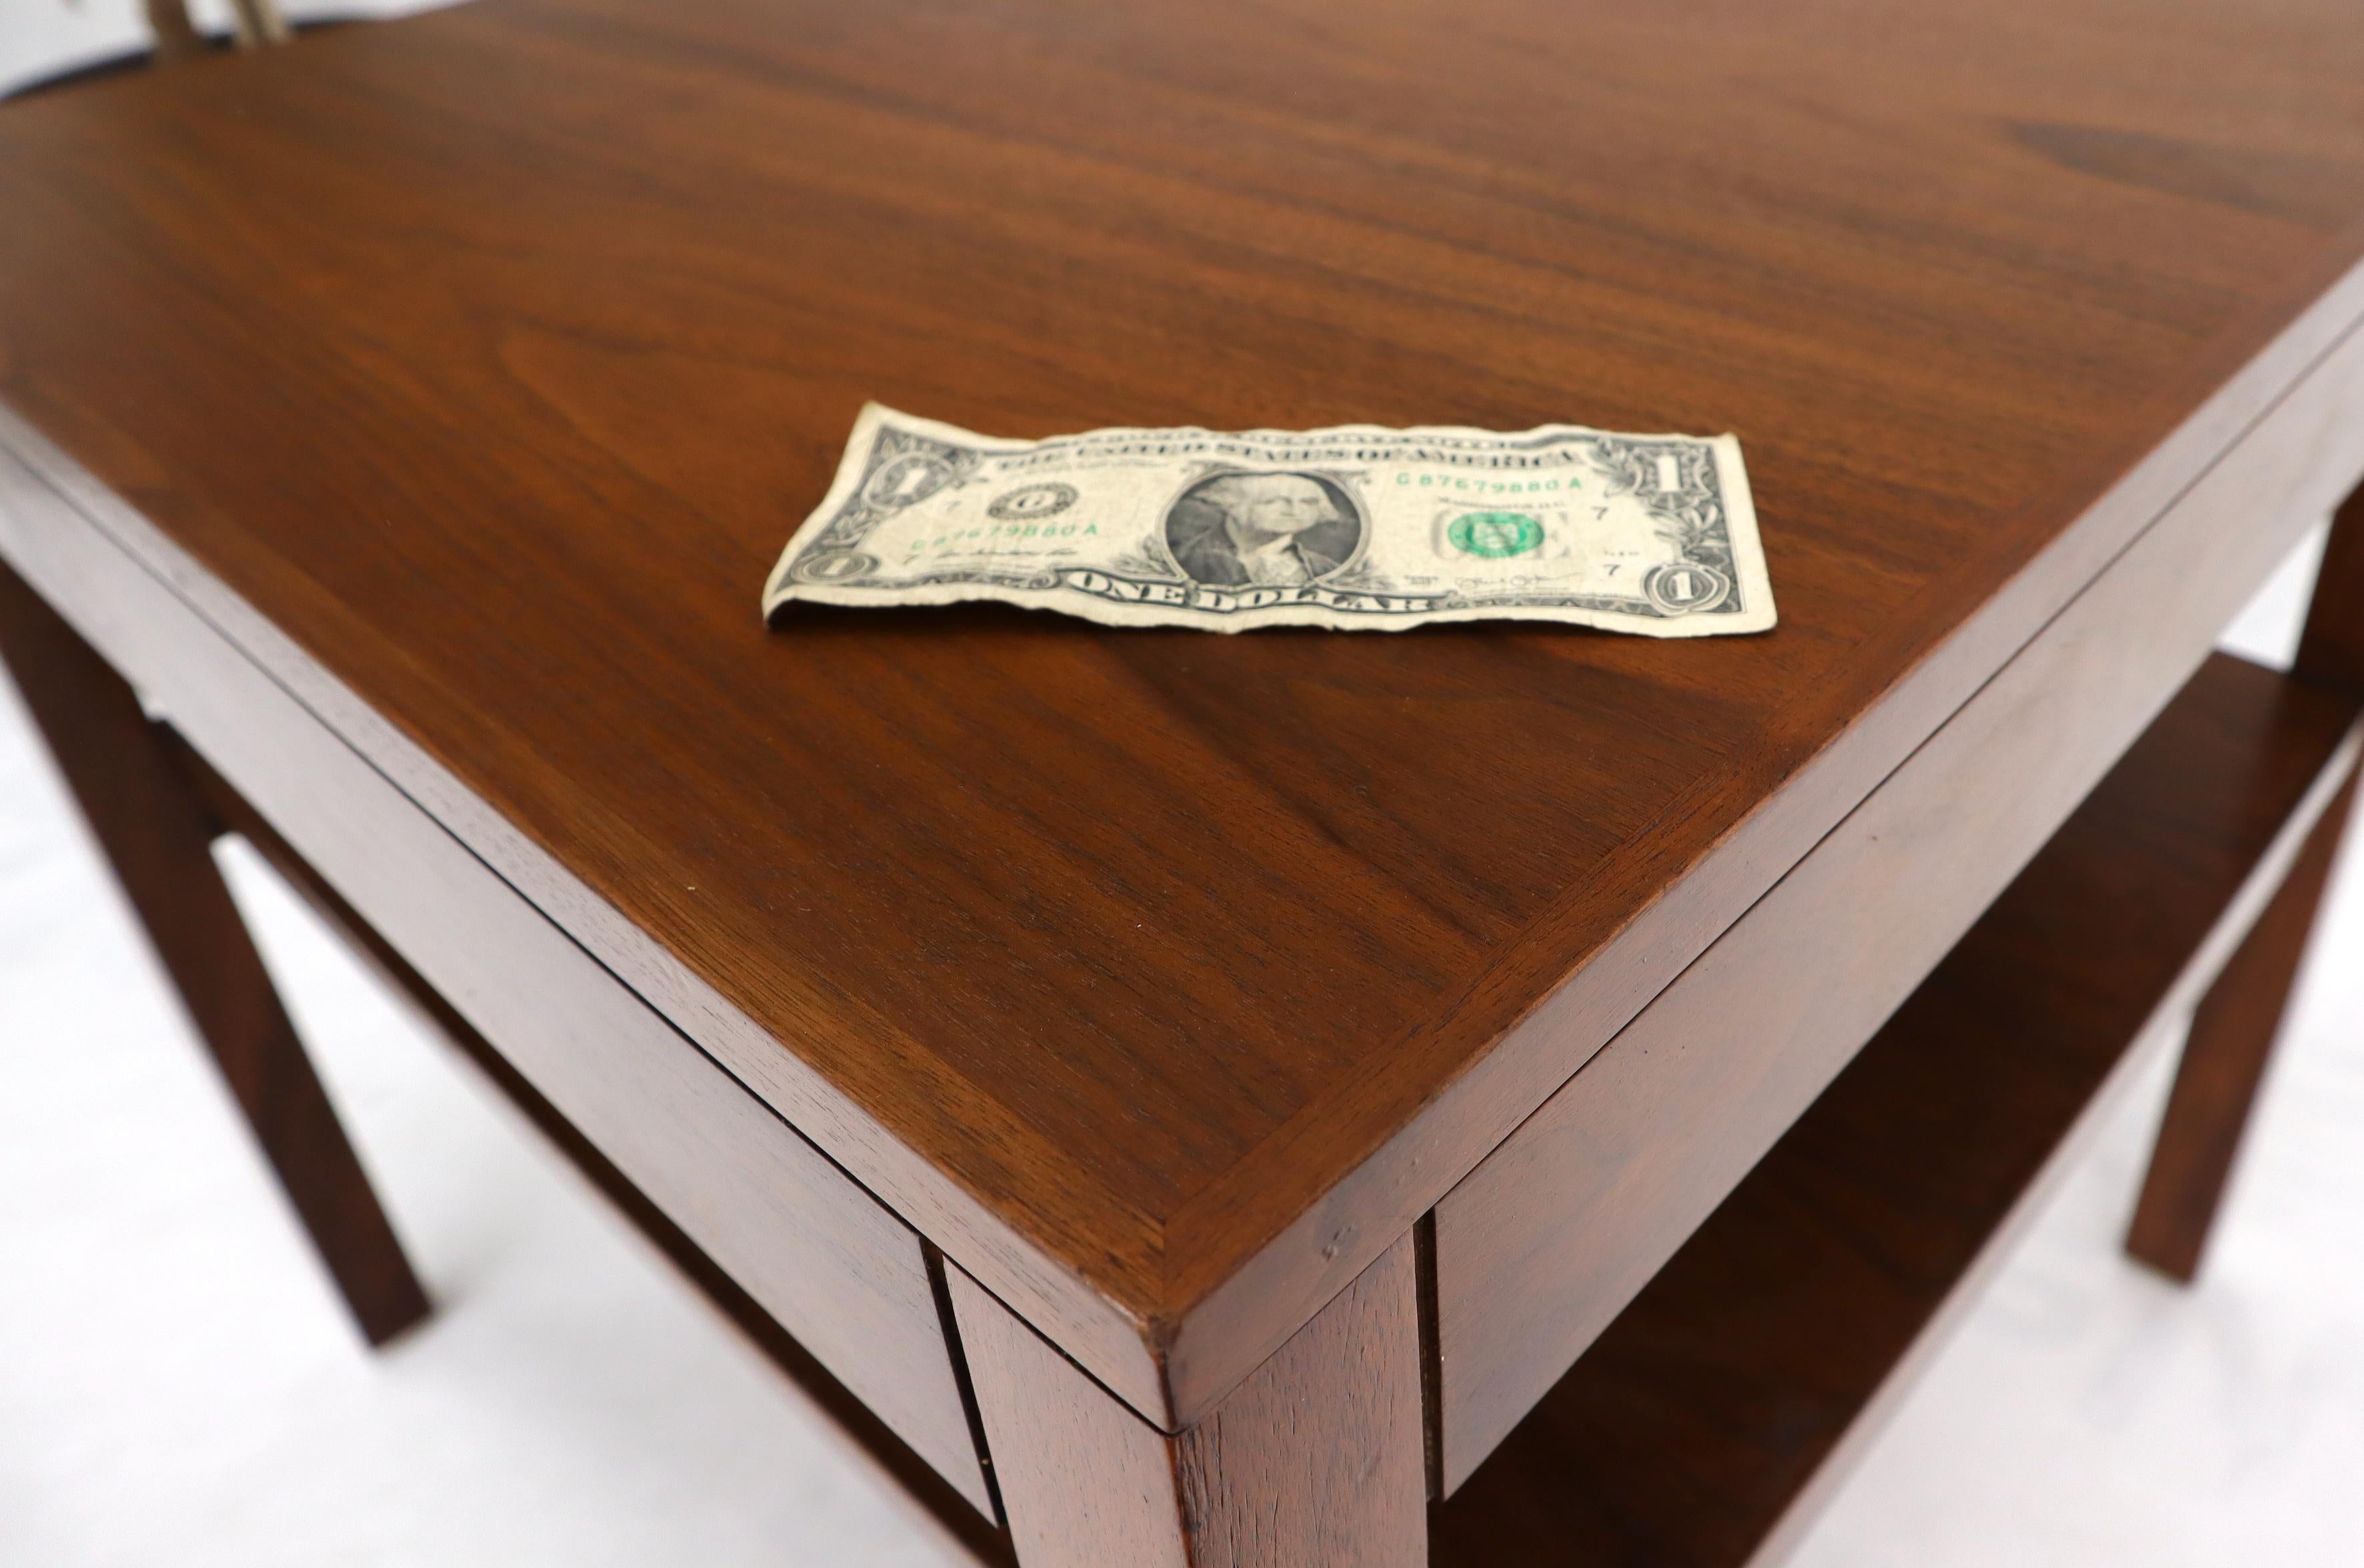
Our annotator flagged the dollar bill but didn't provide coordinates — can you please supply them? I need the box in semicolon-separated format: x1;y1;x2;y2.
763;405;1775;636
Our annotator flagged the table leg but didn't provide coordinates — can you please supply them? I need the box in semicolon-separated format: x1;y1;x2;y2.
142;0;205;61
2126;487;2364;1281
225;0;292;48
949;1234;1427;1568
0;558;429;1345
2292;480;2364;691
2126;770;2356;1281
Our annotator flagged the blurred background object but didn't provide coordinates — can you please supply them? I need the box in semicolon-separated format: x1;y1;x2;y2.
3;0;454;99
141;0;207;63
219;0;294;51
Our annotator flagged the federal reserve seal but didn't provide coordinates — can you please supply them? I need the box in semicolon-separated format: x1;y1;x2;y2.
988;482;1079;521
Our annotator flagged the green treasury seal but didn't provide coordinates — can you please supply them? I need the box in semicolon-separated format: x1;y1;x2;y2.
1447;510;1544;558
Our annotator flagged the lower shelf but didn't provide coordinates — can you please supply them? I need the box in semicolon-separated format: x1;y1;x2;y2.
1430;651;2361;1567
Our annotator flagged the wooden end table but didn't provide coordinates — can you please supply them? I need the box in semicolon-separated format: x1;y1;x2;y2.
4;3;2362;1562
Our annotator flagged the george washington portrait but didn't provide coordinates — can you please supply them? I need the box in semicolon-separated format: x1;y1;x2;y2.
1162;471;1365;589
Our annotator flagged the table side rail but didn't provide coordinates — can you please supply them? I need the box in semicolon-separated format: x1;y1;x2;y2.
171;739;1014;1561
0;449;996;1515
1425;655;2363;1564
1432;317;2364;1489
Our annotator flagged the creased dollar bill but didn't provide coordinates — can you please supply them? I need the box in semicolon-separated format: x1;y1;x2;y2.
763;405;1774;636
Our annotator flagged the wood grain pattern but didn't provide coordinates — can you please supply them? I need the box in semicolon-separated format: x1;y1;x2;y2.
0;554;428;1346
0;447;994;1511
952;1236;1424;1568
8;0;2364;1423
1427;295;2364;1489
1430;651;2364;1567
